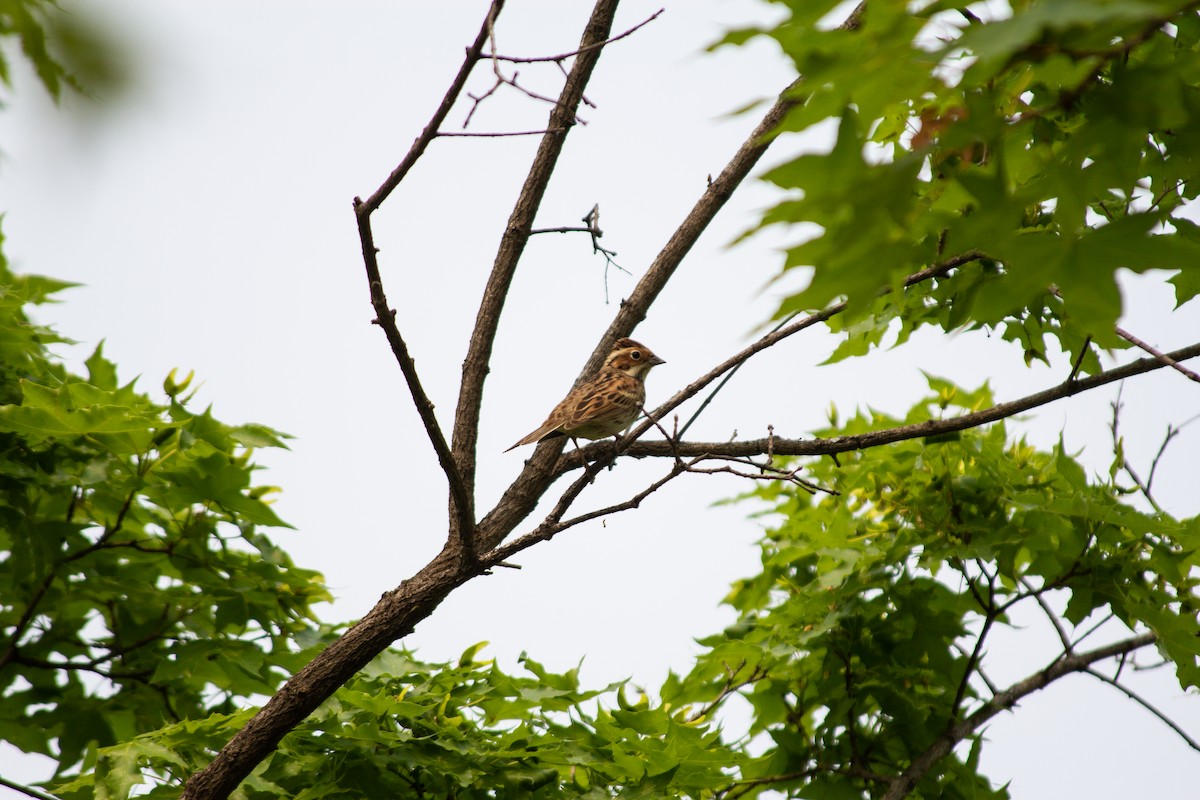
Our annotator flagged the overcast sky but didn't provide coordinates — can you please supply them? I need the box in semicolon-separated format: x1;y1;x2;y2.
1;1;1197;797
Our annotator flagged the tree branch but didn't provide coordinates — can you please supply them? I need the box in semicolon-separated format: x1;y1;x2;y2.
468;10;873;557
881;632;1156;800
561;342;1200;465
487;9;663;64
359;0;503;214
0;776;62;800
1084;667;1200;754
1115;325;1200;384
450;0;621;544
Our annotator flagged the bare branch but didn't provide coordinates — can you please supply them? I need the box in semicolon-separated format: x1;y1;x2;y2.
1019;576;1073;652
1115;326;1200;384
460;9;655;127
359;0;503;214
356;231;476;556
561;341;1200;466
1084;667;1200;754
881;632;1156;800
483;458;688;566
450;0;622;543
1146;418;1192;493
488;9;664;64
349;3;507;554
687;662;769;724
437;128;567;137
0;776;62;800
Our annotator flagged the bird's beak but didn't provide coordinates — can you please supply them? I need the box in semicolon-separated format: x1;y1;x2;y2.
650;355;666;366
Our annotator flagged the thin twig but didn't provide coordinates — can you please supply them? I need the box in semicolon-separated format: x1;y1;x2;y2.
437;128;567;137
359;0;503;214
1085;667;1200;753
678;313;798;439
1019;576;1073;653
1065;335;1092;387
687;662;769;723
1115;326;1200;384
1146;416;1195;493
676;251;986;439
952;642;999;695
488;9;664;63
483;459;687;566
530;226;595;234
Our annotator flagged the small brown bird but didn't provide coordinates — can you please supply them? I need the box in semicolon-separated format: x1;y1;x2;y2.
505;338;665;451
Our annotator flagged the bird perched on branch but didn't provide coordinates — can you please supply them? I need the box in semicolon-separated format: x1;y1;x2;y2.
506;338;665;451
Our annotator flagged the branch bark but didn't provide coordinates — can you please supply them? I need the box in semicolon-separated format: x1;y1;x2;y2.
561;341;1200;465
449;0;621;545
471;2;868;556
881;632;1156;800
178;0;620;794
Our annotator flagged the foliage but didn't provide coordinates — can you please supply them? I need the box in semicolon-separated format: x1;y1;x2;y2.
0;233;329;781
38;380;1199;800
664;379;1200;798
55;640;742;800
733;0;1200;371
0;0;126;101
3;1;1199;799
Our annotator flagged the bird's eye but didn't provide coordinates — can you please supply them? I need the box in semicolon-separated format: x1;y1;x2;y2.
631;351;642;360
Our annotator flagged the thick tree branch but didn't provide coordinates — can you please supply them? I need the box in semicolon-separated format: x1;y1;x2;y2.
181;5;625;798
881;632;1156;800
469;11;873;555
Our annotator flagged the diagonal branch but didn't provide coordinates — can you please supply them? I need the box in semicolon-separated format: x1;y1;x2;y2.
351;2;506;551
881;632;1156;800
469;8;873;556
356;216;476;551
450;0;622;538
1115;325;1200;384
1084;667;1200;754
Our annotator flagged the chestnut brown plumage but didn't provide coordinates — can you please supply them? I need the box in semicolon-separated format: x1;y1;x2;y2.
505;338;665;451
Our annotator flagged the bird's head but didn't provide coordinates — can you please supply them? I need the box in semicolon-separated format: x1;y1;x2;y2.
604;338;666;378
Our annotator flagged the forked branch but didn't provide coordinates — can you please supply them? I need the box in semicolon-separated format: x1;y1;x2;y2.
881;632;1156;800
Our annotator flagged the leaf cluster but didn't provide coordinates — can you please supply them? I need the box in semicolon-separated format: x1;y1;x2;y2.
59;641;742;800
0;0;127;101
733;0;1200;371
0;234;329;781
664;378;1200;798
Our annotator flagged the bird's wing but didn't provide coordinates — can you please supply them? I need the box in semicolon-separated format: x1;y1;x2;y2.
563;374;642;428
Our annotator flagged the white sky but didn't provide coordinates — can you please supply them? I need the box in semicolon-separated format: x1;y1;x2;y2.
0;1;1197;797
